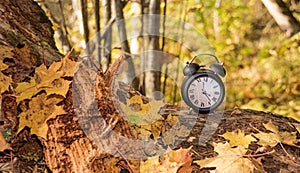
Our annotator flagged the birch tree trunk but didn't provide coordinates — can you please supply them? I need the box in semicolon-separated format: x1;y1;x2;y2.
261;0;300;37
144;0;162;100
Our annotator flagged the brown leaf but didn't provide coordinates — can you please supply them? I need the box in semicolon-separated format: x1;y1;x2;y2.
0;132;12;152
17;93;66;139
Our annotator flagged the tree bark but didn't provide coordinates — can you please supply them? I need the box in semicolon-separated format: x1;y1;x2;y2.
114;0;139;90
261;0;300;37
95;0;101;64
102;0;112;71
0;0;62;66
81;0;90;55
144;0;162;100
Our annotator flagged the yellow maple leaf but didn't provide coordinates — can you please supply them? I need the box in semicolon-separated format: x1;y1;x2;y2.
0;66;12;94
48;51;76;77
253;120;299;147
263;120;279;133
195;142;256;173
17;93;66;139
0;60;8;70
220;129;256;148
166;147;193;164
140;148;193;173
121;95;164;126
14;55;74;102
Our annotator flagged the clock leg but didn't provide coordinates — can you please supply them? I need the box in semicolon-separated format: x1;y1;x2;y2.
188;108;193;115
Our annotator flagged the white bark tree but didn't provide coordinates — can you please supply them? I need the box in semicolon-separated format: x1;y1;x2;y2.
143;0;161;100
261;0;300;37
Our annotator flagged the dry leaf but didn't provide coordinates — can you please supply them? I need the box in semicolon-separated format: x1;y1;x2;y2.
0;45;14;58
14;54;75;102
15;64;62;101
121;95;165;139
0;60;8;70
263;120;279;133
166;147;193;164
121;95;164;126
195;142;256;173
162;124;190;145
0;132;12;152
48;51;76;77
253;120;298;147
220;129;256;148
140;147;193;173
17;93;66;139
0;61;12;94
140;156;181;173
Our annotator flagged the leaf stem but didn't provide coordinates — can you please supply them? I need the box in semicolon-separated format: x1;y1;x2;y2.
278;141;296;163
243;150;275;158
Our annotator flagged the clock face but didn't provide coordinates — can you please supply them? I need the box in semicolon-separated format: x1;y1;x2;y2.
181;72;225;113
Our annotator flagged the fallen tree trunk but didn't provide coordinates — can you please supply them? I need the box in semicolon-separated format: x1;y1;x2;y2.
1;53;299;172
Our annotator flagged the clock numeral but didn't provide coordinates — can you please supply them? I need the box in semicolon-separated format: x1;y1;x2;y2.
214;91;220;95
213;85;219;89
210;79;214;84
190;95;195;100
192;83;196;87
194;100;199;105
212;97;217;102
200;102;205;107
208;102;211;105
189;89;194;93
204;77;208;82
197;78;201;83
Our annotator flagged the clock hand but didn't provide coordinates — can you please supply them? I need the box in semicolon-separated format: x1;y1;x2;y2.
202;91;211;102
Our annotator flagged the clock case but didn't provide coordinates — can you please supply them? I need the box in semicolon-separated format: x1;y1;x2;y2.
181;53;226;113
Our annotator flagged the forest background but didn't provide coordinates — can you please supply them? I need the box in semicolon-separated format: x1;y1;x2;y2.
0;0;300;172
40;0;300;121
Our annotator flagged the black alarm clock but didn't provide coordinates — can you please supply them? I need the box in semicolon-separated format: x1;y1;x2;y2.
181;53;226;113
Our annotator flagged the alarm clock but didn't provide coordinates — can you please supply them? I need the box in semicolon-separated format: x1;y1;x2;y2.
181;53;226;113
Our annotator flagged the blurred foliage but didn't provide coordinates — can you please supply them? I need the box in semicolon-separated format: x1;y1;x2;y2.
184;0;300;121
41;0;300;121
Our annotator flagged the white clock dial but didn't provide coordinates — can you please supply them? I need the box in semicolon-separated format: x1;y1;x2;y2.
181;71;225;113
187;76;221;108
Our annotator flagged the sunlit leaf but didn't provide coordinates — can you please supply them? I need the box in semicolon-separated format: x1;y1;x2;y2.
0;61;12;94
14;54;75;102
195;142;256;173
220;129;256;148
120;95;164;126
253;120;299;147
17;93;66;139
